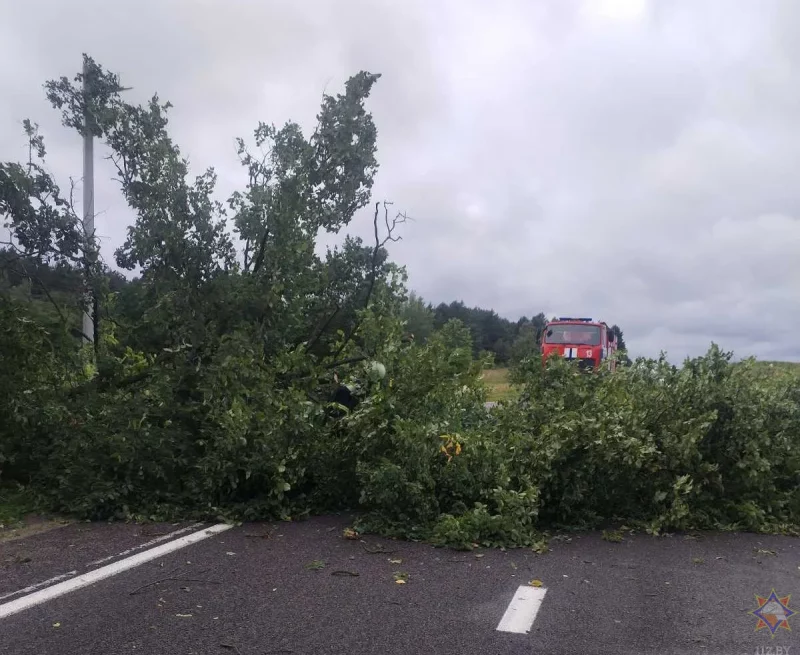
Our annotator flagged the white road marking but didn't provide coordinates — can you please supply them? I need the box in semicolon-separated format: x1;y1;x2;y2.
85;523;204;567
496;585;548;634
0;571;78;603
0;523;203;603
0;523;233;620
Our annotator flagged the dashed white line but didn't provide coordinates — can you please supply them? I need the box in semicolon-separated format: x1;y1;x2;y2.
496;585;548;634
0;523;233;620
85;523;204;567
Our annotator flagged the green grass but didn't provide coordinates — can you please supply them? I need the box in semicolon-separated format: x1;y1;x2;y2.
742;360;800;384
750;360;800;372
480;361;800;403
482;367;519;402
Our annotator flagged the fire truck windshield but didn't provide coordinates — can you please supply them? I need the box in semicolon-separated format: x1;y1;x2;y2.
545;324;601;346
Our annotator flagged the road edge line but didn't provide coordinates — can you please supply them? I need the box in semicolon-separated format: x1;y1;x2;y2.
85;522;204;567
0;570;78;603
0;522;234;620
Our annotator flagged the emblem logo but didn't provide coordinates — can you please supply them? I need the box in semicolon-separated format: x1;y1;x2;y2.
749;589;794;637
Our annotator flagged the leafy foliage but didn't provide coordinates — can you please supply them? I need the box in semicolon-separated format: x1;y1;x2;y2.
1;55;799;550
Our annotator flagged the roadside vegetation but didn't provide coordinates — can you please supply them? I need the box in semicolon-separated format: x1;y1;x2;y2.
2;56;799;550
0;485;41;529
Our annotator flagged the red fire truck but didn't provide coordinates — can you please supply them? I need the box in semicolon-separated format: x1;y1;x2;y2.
541;317;617;372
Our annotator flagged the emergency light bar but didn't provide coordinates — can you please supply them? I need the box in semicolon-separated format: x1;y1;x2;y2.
556;317;594;322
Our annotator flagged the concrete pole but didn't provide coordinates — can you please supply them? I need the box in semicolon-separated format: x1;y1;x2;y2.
82;58;95;345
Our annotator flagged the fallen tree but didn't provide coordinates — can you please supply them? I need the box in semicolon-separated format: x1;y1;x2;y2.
1;57;798;548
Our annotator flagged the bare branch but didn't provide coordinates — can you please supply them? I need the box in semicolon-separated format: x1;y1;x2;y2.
382;206;407;246
331;200;406;359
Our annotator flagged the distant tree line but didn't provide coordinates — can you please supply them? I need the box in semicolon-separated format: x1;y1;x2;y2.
1;248;629;368
400;293;629;365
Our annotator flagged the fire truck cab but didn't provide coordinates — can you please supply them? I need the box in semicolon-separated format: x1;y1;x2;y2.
541;317;617;372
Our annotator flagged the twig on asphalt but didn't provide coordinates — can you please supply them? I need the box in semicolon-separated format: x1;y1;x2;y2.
331;570;359;577
129;568;220;595
128;567;182;595
220;644;242;655
362;544;398;554
171;577;222;585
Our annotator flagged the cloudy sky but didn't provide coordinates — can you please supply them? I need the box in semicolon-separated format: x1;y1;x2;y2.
2;0;799;362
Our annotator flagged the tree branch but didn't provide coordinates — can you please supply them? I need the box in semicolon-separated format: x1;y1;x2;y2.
251;226;270;274
332;201;406;359
306;304;341;353
326;355;368;369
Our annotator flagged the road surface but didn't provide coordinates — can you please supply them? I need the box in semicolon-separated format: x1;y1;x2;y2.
1;515;797;654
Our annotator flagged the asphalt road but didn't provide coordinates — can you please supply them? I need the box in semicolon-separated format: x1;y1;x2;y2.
1;515;797;654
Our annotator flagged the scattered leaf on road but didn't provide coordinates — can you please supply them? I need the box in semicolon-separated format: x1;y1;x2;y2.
602;530;623;543
474;553;484;559
753;548;776;556
388;558;402;564
306;560;325;570
393;571;409;583
529;579;543;587
532;539;550;554
331;570;359;577
52;622;61;628
175;613;192;618
343;527;359;540
692;558;705;565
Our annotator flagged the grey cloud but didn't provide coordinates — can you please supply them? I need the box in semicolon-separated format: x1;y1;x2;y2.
2;0;799;363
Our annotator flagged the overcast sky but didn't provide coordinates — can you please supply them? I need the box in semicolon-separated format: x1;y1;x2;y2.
2;0;799;362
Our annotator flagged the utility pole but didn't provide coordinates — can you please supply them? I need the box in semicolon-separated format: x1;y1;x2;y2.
82;57;95;346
